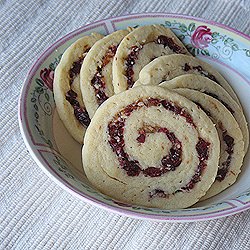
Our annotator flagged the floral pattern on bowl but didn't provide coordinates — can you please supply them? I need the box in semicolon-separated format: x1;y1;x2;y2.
19;13;250;222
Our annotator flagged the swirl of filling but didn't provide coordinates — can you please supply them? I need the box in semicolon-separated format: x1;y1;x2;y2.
91;45;117;105
66;52;91;127
124;35;188;88
182;63;218;83
107;98;210;199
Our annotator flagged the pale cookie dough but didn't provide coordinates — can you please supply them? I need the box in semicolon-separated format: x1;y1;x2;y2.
80;30;129;118
82;85;220;209
112;25;190;93
137;54;241;105
172;88;244;200
54;33;103;143
160;74;249;154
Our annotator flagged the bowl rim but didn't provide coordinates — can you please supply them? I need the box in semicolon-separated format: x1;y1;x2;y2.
18;12;250;222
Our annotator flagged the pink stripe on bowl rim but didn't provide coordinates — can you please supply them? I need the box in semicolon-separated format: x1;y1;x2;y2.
198;54;250;86
110;12;250;41
33;150;250;222
18;13;250;222
20;22;109;147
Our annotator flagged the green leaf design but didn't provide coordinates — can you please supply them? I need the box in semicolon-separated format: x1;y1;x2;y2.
36;78;44;87
188;23;196;32
185;44;196;56
60;164;67;170
201;49;210;56
231;44;239;51
165;21;172;27
54;158;60;165
143;207;154;211
49;63;55;71
48;140;53;148
185;44;193;49
35;125;40;133
34;104;38;111
45;93;50;101
35;86;44;94
58;54;63;61
179;23;187;33
211;39;219;44
157;209;170;213
65;173;74;179
178;34;185;41
31;97;36;102
224;37;234;45
35;112;39;119
191;48;196;56
158;21;250;59
211;32;220;38
205;49;210;56
132;206;142;210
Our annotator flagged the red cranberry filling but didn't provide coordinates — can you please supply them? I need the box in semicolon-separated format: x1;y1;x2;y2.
194;103;234;182
149;189;168;199
196;138;210;161
91;45;117;105
194;101;212;117
178;138;210;192
155;35;186;54
203;91;234;114
108;98;210;196
69;48;90;85
66;90;90;127
69;58;84;85
136;129;146;143
216;124;235;181
124;36;187;89
108;98;185;177
183;63;218;83
102;45;117;67
125;45;143;88
66;50;91;127
159;99;196;127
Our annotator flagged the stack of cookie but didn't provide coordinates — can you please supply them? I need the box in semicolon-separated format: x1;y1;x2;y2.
54;25;248;209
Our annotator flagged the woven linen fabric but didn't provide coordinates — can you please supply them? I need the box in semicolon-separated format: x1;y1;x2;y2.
1;0;250;249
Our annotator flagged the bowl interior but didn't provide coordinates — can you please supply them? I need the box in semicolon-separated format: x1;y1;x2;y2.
19;13;250;221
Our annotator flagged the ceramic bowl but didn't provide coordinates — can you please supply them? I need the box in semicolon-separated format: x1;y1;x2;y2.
18;13;250;222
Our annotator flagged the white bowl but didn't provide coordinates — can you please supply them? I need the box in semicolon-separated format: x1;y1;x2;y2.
18;13;250;222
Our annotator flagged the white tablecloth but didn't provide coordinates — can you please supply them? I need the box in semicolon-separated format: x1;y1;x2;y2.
1;0;250;249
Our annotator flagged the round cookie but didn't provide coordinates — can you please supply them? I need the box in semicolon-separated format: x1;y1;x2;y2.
80;30;130;118
112;25;190;94
54;33;104;143
82;85;220;209
172;88;244;200
159;74;249;154
137;54;241;105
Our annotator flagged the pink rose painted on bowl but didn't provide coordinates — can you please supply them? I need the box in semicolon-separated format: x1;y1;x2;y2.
40;68;54;91
191;25;212;49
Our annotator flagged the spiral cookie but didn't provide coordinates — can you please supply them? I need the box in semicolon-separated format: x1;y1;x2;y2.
54;33;104;143
160;74;249;154
80;30;130;118
82;86;220;209
172;89;244;200
112;25;190;93
136;54;240;105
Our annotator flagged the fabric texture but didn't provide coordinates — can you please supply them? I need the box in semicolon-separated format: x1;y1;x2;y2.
1;0;250;249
